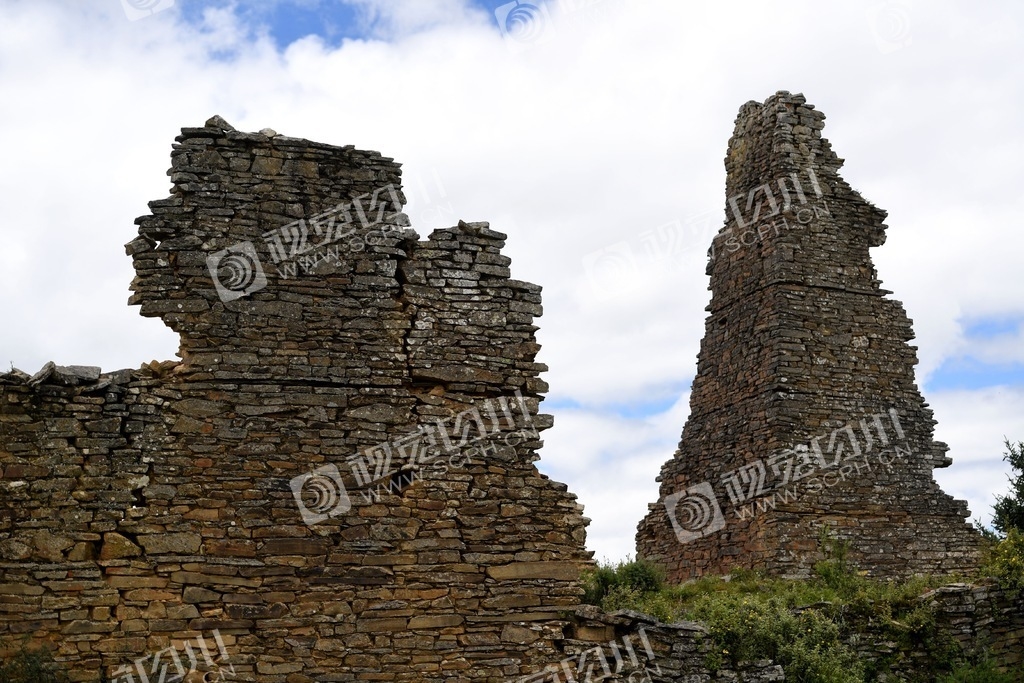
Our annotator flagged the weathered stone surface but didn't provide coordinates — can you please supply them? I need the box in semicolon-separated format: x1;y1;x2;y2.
137;533;202;555
486;561;579;581
637;91;982;582
0;584;45;596
2;101;1011;682
99;533;142;560
0;117;591;681
182;586;221;603
408;615;464;629
31;531;74;562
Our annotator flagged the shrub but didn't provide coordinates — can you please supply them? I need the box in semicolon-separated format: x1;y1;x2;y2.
813;526;859;597
580;557;665;606
688;592;863;683
0;645;68;683
982;528;1024;590
940;654;1022;683
617;558;664;594
580;562;620;605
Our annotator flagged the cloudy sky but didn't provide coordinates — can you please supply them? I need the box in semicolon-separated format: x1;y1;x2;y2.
1;0;1022;563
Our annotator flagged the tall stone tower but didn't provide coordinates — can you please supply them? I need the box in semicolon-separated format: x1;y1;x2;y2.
636;92;981;582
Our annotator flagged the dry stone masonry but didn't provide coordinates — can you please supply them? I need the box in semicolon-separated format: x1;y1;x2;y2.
1;98;1013;682
0;116;594;681
636;91;982;583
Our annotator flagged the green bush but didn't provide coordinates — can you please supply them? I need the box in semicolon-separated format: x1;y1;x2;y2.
689;592;863;682
813;526;860;597
581;562;620;605
579;533;985;682
982;528;1024;590
0;645;68;683
601;584;680;623
617;558;664;594
940;654;1022;683
580;556;665;606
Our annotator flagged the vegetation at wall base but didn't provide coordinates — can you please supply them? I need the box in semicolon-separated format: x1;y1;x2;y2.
980;527;1024;591
940;656;1021;683
0;644;69;683
581;529;1024;682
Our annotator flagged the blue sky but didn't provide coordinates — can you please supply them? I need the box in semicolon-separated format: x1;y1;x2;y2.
927;316;1024;391
178;1;371;47
177;0;510;48
1;0;1022;561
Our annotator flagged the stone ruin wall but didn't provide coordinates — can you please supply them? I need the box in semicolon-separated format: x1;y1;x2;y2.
550;582;1024;681
1;99;1016;682
636;91;982;583
0;116;595;682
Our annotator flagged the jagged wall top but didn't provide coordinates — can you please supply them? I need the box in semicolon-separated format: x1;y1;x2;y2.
1;118;589;681
124;116;546;395
637;91;980;581
125;116;409;372
711;91;888;304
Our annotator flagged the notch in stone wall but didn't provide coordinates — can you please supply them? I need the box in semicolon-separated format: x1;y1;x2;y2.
0;116;592;682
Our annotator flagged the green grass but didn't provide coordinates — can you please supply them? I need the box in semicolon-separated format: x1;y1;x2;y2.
941;656;1022;683
581;531;1024;682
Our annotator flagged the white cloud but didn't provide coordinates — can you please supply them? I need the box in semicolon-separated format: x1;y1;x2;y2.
0;0;1021;561
931;386;1024;527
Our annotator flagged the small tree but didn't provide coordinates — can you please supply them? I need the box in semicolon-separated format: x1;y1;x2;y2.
992;438;1024;536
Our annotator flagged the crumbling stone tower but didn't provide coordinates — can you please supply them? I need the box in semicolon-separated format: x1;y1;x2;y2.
636;92;981;582
0;117;592;681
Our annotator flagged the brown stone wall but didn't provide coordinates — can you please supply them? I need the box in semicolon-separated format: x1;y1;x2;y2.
928;583;1024;671
843;582;1024;677
541;584;1024;682
0;117;591;681
636;91;981;582
0;101;1006;682
526;606;785;683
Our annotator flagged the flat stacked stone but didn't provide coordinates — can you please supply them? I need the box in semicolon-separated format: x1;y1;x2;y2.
0;116;591;681
636;91;981;582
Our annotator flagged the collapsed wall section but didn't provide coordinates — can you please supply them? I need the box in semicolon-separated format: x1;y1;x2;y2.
0;116;591;682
